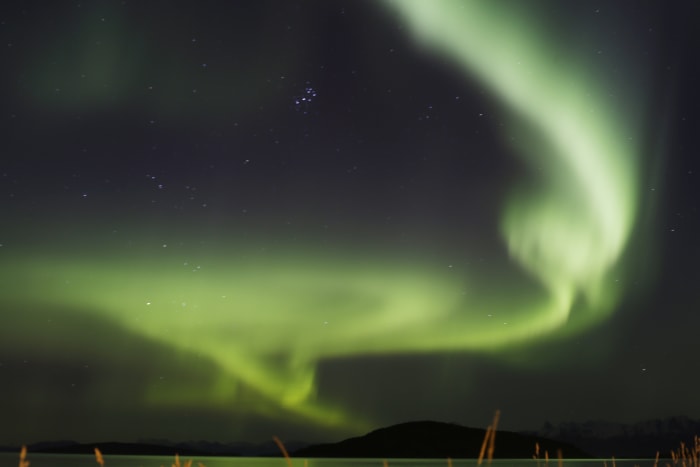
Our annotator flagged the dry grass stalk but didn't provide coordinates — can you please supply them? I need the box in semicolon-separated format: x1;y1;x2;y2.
168;452;194;467
273;436;294;467
477;425;492;465
488;410;500;463
477;410;500;465
680;441;688;467
532;442;550;467
533;442;541;467
382;460;389;467
19;445;29;467
669;438;700;467
95;447;105;466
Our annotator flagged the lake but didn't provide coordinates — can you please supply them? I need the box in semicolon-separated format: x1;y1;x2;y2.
0;453;662;467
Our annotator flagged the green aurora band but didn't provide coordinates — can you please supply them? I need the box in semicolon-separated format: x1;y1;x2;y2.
3;1;645;432
382;0;643;333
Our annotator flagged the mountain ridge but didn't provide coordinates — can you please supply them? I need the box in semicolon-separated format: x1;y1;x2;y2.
3;416;699;458
293;420;590;459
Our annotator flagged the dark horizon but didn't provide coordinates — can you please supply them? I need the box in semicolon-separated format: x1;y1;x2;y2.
1;0;699;447
5;417;700;460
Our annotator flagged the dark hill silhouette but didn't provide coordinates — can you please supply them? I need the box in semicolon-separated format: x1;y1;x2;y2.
293;420;591;459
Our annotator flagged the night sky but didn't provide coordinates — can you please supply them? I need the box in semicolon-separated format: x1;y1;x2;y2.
1;0;699;446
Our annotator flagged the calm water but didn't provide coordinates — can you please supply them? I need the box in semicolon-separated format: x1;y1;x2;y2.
0;454;661;467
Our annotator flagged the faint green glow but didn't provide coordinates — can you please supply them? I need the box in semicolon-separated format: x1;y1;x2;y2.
22;3;300;121
3;1;645;432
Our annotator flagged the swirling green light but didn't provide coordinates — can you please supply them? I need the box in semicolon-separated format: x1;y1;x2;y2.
2;1;644;433
383;0;640;327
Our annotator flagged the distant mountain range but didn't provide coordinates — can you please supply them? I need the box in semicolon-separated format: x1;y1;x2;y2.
0;438;309;457
2;416;698;459
529;416;700;458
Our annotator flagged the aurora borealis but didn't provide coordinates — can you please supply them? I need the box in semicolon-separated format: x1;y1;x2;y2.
385;0;643;340
1;0;698;446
